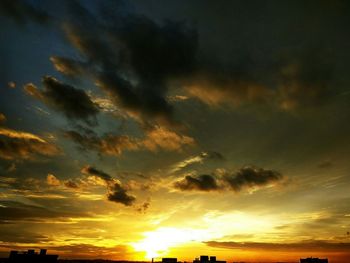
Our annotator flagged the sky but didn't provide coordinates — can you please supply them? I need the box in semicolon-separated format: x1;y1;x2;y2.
0;0;350;262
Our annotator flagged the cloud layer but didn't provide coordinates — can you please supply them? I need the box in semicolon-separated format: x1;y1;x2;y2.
65;125;194;156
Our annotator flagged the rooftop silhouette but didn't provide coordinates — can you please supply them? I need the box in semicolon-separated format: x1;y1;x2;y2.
8;249;58;263
300;258;328;263
192;255;226;263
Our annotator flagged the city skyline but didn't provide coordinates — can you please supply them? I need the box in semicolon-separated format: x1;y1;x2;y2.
0;1;350;263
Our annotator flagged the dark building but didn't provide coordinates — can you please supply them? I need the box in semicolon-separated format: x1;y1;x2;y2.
162;258;178;263
193;255;226;263
9;249;58;263
300;258;328;263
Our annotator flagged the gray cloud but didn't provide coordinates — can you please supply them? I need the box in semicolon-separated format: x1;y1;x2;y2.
174;174;219;192
0;0;50;25
224;166;283;192
81;165;135;206
174;166;283;193
24;76;99;124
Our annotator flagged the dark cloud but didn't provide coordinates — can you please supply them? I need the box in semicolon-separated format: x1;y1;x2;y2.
46;0;348;120
224;166;283;192
107;182;136;206
174;174;219;192
49;1;198;126
81;165;113;182
174;166;283;193
0;0;50;25
205;240;350;252
0;127;60;160
81;165;135;206
24;76;99;124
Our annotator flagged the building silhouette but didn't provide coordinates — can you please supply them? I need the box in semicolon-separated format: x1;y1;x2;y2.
162;258;178;263
193;255;226;263
300;257;328;263
8;249;58;263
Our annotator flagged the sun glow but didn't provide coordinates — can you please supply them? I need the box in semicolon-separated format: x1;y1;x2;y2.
132;227;209;259
131;211;279;260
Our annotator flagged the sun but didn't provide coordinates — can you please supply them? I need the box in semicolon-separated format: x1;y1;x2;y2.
132;227;208;259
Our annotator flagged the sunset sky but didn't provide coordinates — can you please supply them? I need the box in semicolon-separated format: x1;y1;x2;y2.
1;0;350;262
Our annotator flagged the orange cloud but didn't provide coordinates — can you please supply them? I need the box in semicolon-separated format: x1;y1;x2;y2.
0;113;6;123
47;174;61;186
0;127;60;160
142;126;195;152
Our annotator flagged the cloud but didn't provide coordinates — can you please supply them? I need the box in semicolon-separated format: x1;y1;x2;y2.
0;200;84;223
170;151;224;173
0;227;50;243
174;166;283;193
185;74;272;109
46;173;61;186
48;1;198;126
24;76;99;124
64;130;138;156
205;240;350;252
224;166;283;192
174;174;219;191
317;160;333;169
276;49;334;111
65;125;194;156
8;81;16;89
63;180;79;189
41;244;131;259
141;125;195;152
81;165;135;206
0;113;6;123
137;201;150;213
49;56;87;77
184;48;334;112
0;127;60;160
107;183;136;206
0;0;50;25
81;165;113;182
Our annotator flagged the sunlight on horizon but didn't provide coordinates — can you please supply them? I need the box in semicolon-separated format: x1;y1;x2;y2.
131;212;278;260
132;227;211;259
